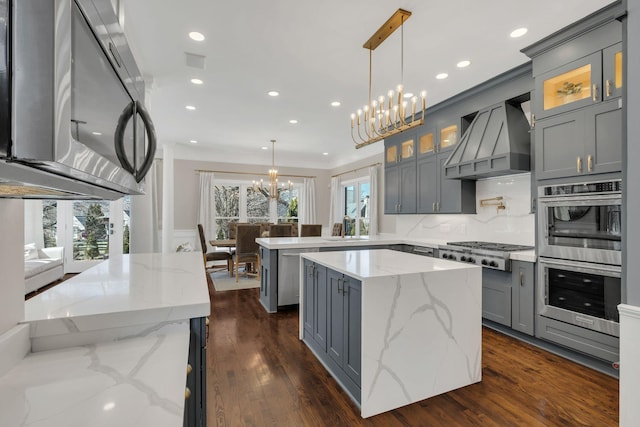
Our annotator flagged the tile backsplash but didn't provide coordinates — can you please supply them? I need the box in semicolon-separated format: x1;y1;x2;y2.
395;173;535;245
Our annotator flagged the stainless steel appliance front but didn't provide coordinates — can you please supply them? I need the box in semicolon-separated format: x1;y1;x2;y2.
0;0;156;199
537;257;621;337
538;179;622;265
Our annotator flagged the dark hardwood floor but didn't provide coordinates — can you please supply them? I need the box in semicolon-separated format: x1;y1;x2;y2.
207;288;618;427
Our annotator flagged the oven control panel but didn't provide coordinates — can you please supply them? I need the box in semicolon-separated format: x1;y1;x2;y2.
438;248;508;271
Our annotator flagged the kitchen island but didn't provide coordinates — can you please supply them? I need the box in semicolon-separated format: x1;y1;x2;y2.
300;249;482;418
0;252;210;427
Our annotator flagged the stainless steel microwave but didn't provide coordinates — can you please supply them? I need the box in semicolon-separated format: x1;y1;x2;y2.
0;0;156;199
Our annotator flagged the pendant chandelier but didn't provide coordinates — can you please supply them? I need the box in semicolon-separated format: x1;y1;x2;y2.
253;139;292;200
351;9;426;149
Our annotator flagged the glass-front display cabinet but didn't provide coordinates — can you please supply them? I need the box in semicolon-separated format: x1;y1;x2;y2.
439;125;458;151
385;135;415;166
536;51;602;119
603;42;622;100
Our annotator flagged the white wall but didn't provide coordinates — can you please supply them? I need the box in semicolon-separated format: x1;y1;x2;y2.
0;200;25;335
393;173;534;245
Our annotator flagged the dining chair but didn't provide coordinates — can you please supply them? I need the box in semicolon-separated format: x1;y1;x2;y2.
233;224;261;283
197;224;233;287
228;222;249;240
300;224;322;237
331;223;343;236
268;223;293;237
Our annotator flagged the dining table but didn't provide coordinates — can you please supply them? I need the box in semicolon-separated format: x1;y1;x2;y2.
210;239;236;248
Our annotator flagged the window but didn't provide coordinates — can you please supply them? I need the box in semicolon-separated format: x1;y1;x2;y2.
342;178;370;237
212;180;301;238
277;187;299;225
42;201;58;247
214;184;240;239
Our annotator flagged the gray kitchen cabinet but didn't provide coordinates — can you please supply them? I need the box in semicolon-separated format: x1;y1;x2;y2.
278;248;318;306
535;98;621;179
511;261;535;336
327;268;362;386
603;42;623;101
259;246;278;313
384;132;417;214
417;152;475;214
302;264;362;399
303;260;328;350
481;269;512;327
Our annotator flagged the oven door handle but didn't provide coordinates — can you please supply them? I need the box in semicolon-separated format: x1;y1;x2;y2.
539;257;621;274
538;194;621;205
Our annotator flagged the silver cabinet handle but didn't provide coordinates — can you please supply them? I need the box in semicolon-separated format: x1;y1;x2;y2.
520;271;524;287
337;278;343;294
432;202;436;212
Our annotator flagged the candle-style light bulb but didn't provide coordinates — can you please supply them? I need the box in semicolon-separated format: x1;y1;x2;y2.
411;96;417;121
420;90;427;113
350;113;355;128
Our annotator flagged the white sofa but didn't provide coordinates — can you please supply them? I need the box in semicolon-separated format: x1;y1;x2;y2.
24;244;64;295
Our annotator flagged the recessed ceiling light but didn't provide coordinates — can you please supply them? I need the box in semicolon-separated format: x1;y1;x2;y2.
403;93;414;98
510;27;528;38
436;73;449;80
322;152;329;156
189;140;198;144
456;60;471;68
261;146;268;150
267;91;279;97
189;31;205;41
331;101;341;107
91;131;102;136
190;78;203;85
185;105;196;110
289;119;298;124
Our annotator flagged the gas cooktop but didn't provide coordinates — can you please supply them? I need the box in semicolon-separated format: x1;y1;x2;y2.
446;241;534;252
438;241;534;271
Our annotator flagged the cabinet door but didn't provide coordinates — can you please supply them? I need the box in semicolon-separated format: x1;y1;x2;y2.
603;43;623;101
343;277;362;386
399;161;417;213
417;156;437;213
437;153;463;213
438;124;459;153
260;247;269;300
314;264;328;351
482;269;512;327
512;261;535;336
417;127;436;158
587;99;622;174
303;260;314;335
535;51;602;119
327;270;345;365
384;166;399;214
535;109;586;180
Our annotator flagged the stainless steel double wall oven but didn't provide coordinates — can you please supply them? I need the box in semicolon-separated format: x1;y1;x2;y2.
537;179;622;342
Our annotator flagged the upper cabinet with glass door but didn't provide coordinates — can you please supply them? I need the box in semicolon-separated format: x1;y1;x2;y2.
534;42;623;120
384;132;416;167
417;124;458;158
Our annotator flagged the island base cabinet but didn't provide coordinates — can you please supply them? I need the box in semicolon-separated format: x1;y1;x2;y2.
302;263;362;404
511;261;535;336
259;247;278;313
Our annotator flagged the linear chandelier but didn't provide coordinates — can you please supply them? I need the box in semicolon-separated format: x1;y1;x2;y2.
253;139;292;199
351;9;426;149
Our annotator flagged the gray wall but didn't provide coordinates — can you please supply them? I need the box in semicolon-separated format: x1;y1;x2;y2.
172;159;331;229
624;0;640;304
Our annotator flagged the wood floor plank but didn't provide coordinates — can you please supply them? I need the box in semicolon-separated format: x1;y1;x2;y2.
206;288;618;426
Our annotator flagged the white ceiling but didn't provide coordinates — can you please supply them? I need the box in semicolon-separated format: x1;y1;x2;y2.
122;0;613;169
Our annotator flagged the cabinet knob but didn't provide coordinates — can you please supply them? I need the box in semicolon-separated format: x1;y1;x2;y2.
187;364;193;375
185;387;192;400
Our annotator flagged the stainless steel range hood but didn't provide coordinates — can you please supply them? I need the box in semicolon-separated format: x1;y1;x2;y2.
0;161;130;200
443;101;531;179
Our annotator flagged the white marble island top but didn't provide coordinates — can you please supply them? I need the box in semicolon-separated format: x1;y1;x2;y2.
23;252;210;351
302;249;478;281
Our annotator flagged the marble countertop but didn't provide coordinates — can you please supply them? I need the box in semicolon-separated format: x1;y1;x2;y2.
257;235;536;261
0;321;190;427
301;249;479;281
23;253;210;350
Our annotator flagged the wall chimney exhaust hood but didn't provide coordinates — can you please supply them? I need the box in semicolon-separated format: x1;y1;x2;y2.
443;100;531;179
